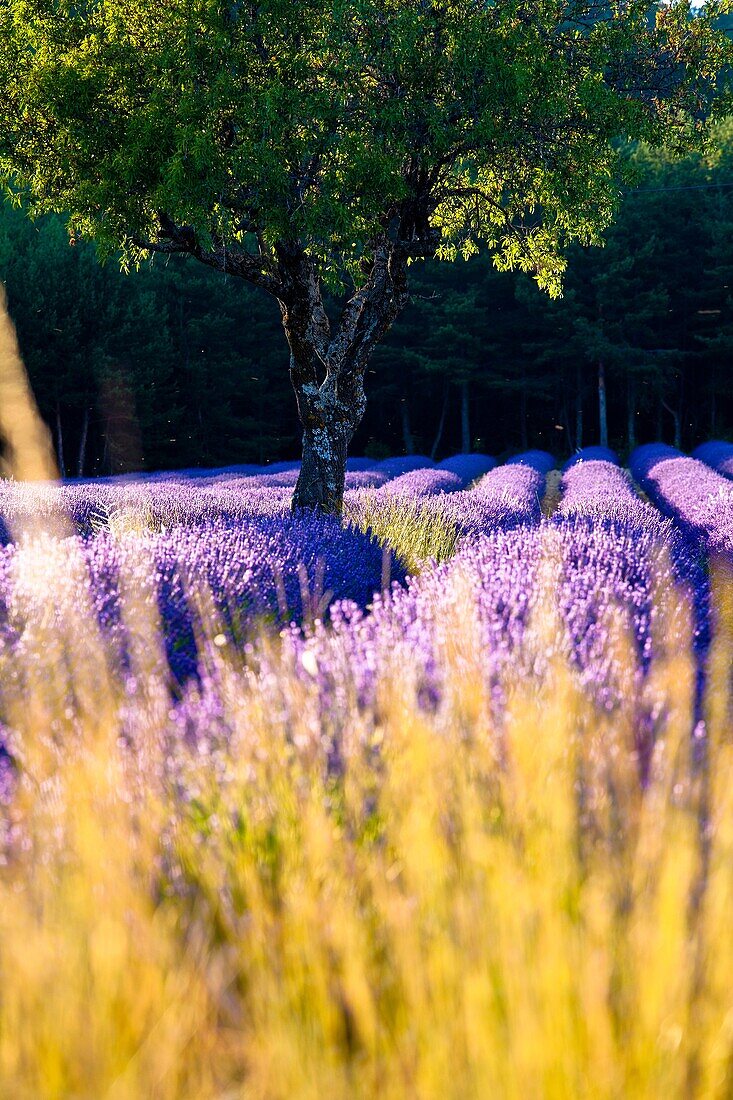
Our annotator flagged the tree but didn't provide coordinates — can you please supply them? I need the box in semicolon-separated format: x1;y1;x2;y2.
1;1;731;511
697;174;733;435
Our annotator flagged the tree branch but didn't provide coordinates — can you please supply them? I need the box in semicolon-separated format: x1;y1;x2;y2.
274;242;331;373
132;213;284;297
328;241;410;377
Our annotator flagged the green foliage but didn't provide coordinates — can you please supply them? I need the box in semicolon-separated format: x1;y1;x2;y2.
0;0;731;297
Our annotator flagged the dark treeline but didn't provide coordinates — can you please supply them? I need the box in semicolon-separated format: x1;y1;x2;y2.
2;132;733;474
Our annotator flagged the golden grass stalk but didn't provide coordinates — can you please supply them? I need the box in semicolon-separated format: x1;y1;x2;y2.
0;532;731;1098
0;283;57;483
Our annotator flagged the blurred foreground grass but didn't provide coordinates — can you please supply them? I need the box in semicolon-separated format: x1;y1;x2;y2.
1;536;733;1100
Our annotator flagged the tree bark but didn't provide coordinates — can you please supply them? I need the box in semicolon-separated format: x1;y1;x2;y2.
77;406;89;478
278;241;410;514
598;360;608;448
460;380;471;453
296;418;353;512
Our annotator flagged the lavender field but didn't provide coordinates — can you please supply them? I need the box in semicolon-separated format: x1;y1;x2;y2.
3;443;733;1098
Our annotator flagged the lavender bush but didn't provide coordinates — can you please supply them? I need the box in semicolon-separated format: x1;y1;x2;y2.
436;453;496;485
630;443;733;557
693;439;733;479
554;456;706;725
505;449;556;474
376;454;436;478
563;445;619;469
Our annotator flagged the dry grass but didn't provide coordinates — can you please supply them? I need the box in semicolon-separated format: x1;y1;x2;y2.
346;490;460;572
0;536;731;1098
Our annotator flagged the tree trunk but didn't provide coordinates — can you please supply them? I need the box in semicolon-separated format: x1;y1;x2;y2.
663;399;681;451
430;384;449;460
598;360;608;448
627;375;636;453
278;241;409;514
296;418;353;513
289;356;367;514
77;406;89;478
520;366;529;450
575;361;583;451
561;392;572;455
55;404;66;479
401;399;415;454
460;380;471;453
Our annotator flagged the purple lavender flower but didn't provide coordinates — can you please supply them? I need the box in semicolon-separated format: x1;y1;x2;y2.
693;440;733;480
381;467;463;498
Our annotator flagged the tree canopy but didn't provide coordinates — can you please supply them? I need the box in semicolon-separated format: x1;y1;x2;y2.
1;0;731;294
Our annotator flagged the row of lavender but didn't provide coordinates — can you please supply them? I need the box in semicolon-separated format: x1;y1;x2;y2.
0;452;549;683
170;452;704;775
630;442;733;558
0;452;496;541
73;451;496;487
5;440;730;559
0;443;725;706
382;446;709;719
